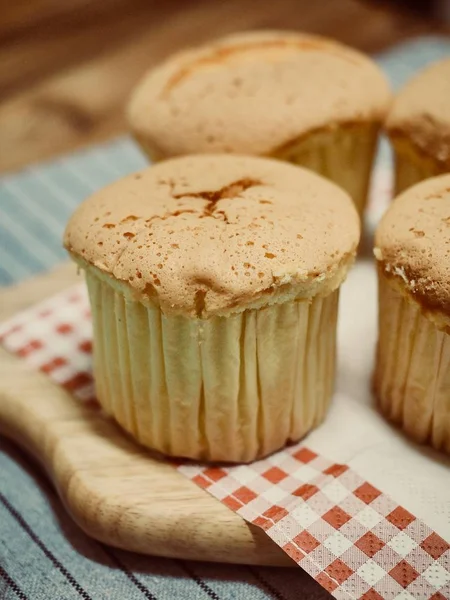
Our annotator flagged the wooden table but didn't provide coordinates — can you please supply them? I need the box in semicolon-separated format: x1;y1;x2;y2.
1;0;448;174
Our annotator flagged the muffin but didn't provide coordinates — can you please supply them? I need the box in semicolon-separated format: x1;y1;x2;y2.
386;58;450;195
374;174;450;454
64;154;359;463
127;31;391;215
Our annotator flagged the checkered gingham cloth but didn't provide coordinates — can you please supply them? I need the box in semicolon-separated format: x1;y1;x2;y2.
1;283;449;600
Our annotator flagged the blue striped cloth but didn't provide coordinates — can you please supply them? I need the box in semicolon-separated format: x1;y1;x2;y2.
0;139;148;285
1;37;450;600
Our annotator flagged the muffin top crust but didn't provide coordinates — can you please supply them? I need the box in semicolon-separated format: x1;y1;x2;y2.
375;173;450;319
386;58;450;167
65;154;359;317
128;30;391;159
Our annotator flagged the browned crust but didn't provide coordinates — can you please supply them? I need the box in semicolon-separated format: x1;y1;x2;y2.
387;128;450;171
162;37;360;97
377;262;450;332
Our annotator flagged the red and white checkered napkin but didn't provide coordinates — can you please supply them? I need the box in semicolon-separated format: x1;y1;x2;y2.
1;284;449;600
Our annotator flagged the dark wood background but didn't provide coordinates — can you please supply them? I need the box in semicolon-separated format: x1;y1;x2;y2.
1;0;448;173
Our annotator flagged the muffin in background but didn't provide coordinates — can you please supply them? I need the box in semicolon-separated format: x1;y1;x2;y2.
127;31;391;216
374;174;450;454
386;58;450;195
64;154;360;463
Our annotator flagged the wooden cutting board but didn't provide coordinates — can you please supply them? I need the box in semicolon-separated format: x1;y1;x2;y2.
0;263;291;566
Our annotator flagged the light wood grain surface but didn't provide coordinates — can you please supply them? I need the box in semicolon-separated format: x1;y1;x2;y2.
0;264;293;566
1;0;448;173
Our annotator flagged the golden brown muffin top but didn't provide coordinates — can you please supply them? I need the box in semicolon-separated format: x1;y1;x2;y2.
375;174;450;320
65;154;359;317
386;58;450;167
128;30;391;159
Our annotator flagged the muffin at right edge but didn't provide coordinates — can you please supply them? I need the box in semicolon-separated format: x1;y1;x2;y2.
385;58;450;195
374;174;450;454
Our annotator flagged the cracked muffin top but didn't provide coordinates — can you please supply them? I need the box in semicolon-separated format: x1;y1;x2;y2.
127;30;391;159
64;154;360;317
